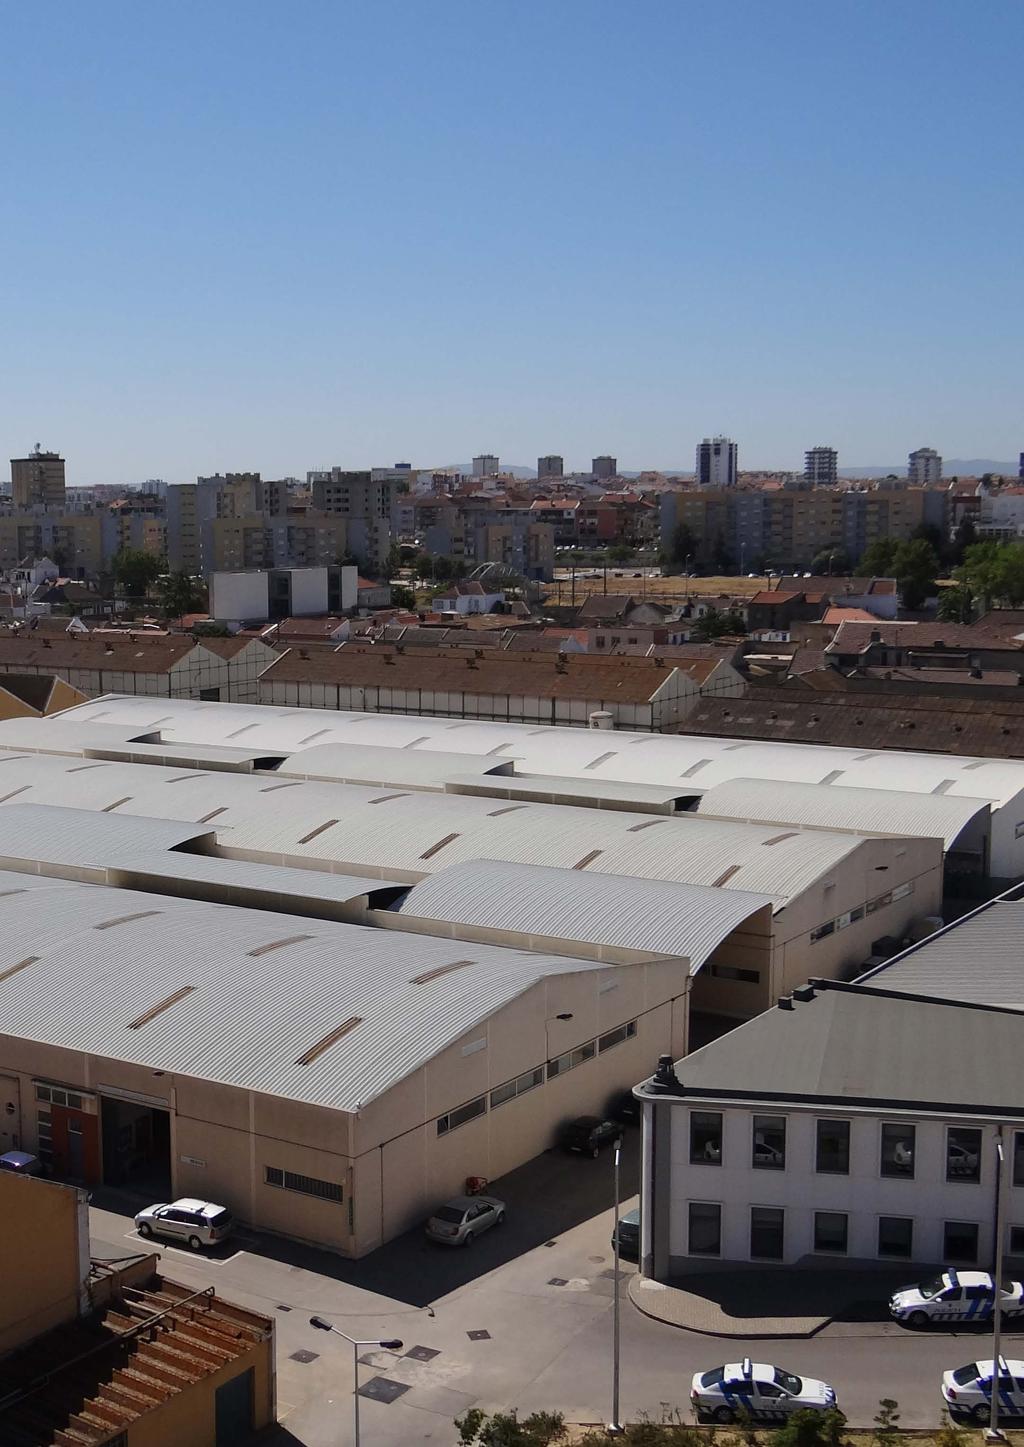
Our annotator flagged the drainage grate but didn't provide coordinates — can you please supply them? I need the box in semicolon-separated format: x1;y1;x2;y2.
404;1345;441;1362
600;1269;627;1281
547;1277;568;1287
290;1349;319;1364
358;1376;410;1404
276;1304;293;1312
467;1329;491;1341
544;1240;557;1248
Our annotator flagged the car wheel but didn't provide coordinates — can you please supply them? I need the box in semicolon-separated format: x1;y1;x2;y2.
187;1235;202;1251
137;1221;153;1239
971;1404;989;1424
714;1406;736;1424
908;1309;928;1328
463;1231;475;1247
495;1211;505;1226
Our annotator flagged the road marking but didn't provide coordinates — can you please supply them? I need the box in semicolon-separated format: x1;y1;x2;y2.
122;1228;249;1267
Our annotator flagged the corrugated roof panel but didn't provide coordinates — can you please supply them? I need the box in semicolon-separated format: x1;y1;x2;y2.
0;872;605;1111
861;899;1024;1007
400;861;772;971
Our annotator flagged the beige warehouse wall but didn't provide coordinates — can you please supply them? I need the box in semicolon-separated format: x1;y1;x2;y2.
0;1174;86;1356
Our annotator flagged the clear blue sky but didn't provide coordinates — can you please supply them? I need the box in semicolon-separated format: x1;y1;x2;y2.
2;1;1021;480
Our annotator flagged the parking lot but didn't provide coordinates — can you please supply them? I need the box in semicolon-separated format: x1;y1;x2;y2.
87;1132;1024;1444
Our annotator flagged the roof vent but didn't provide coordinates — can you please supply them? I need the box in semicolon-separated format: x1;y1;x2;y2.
792;983;816;1002
869;629;881;643
777;995;794;1010
647;1053;682;1095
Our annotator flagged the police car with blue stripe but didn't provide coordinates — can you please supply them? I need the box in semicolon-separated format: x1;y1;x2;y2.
690;1359;838;1423
942;1357;1024;1422
889;1271;1024;1327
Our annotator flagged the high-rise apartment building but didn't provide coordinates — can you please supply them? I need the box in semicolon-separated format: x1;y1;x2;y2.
908;447;942;485
11;447;66;509
307;468;397;568
696;436;738;488
592;455;617;479
804;446;838;486
537;455;564;479
472;454;500;478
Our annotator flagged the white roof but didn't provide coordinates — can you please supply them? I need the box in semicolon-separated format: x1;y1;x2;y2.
697;777;990;850
49;697;1024;812
400;860;772;970
0;870;604;1111
276;742;512;790
0;751;881;907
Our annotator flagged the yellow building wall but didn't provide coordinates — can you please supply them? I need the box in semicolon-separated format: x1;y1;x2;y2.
125;1341;274;1447
0;1173;86;1356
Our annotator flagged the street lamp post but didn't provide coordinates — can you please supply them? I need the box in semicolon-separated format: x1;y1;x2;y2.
310;1317;403;1447
608;1136;624;1436
987;1130;1008;1443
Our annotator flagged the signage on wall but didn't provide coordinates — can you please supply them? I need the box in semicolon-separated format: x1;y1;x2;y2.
179;1155;206;1167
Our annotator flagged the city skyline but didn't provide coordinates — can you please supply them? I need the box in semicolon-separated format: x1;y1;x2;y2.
3;1;1021;480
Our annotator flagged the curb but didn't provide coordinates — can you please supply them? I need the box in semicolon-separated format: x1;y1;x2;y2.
628;1275;833;1340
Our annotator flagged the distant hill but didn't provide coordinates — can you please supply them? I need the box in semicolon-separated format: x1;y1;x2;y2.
840;460;1018;480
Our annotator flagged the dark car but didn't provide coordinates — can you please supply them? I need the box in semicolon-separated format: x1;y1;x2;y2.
560;1116;621;1158
608;1089;641;1127
0;1151;45;1176
612;1207;640;1259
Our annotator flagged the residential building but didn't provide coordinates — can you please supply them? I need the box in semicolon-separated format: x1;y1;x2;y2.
908;447;943;485
804;446;838;487
697;437;738;488
433;579;505;614
636;980;1024;1278
0;1169;275;1443
592;455;618;479
538;454;564;478
307;467;397;568
472;454;500;478
166;482;202;572
209;565;358;625
10;446;66;509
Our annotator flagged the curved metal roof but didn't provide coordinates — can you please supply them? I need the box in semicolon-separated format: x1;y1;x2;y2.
0;871;604;1111
697;777;990;849
50;697;1024;811
0;752;877;907
399;860;772;971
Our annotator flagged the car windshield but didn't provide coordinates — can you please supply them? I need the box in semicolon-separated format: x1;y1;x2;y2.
774;1369;802;1395
918;1276;947;1299
434;1207;465;1224
700;1368;726;1388
952;1365;979;1387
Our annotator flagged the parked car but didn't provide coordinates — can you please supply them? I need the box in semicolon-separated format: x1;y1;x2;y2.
560;1116;621;1157
424;1194;505;1246
890;1270;1024;1327
0;1150;44;1176
134;1198;234;1250
942;1358;1024;1422
691;1359;838;1423
612;1208;640;1260
948;1140;980;1175
608;1090;640;1126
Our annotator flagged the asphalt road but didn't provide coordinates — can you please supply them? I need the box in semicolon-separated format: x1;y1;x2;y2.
87;1137;1024;1445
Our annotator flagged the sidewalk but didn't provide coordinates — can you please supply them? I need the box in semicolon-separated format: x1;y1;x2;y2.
630;1265;915;1338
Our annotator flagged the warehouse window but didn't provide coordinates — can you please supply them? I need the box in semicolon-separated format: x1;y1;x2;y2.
598;1021;637;1053
878;1216;914;1258
490;1067;544;1109
816;1119;850;1174
547;1041;596;1079
944;1220;980;1263
436;1095;486;1136
810;921;835;942
265;1167;343;1203
814;1211;848;1255
1014;1132;1024;1187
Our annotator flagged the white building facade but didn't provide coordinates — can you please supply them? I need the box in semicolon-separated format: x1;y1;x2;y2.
697;437;738;488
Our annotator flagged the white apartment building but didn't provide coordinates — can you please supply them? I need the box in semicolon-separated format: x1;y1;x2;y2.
804;446;838;487
908;448;943;485
638;980;1024;1279
697;437;738;488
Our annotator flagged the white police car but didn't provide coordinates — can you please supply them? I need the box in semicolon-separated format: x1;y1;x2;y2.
690;1359;838;1422
942;1358;1024;1422
890;1270;1024;1327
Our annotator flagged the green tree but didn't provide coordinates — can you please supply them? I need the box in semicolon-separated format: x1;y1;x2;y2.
949;515;977;568
711;530;732;573
692;607;746;641
608;543;633;564
957;540;1024;610
770;1408;848;1447
156;571;205;620
810;548;853;576
858;538;899;577
936;583;975;623
455;1407;567;1446
389;583;416;609
112;548;163;599
860;538;938;610
668;522;700;571
872;1397;900;1447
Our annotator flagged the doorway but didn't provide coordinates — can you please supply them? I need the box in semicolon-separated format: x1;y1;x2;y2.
101;1098;171;1197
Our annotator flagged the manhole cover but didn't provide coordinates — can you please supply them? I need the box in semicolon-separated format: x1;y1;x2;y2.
405;1345;441;1362
547;1277;568;1287
589;1255;605;1264
276;1304;292;1312
289;1349;318;1364
544;1240;557;1247
467;1329;491;1341
600;1269;626;1281
358;1376;410;1404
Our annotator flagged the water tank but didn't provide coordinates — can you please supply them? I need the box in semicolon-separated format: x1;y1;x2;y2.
588;711;614;730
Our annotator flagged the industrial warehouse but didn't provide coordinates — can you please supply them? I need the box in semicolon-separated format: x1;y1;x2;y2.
0;694;1011;1259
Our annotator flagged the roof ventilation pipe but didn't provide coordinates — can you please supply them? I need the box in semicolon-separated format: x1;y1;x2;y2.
588;710;614;730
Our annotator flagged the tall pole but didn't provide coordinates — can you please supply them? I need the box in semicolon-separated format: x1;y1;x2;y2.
353;1338;361;1447
608;1137;624;1436
309;1319;403;1447
988;1129;1008;1442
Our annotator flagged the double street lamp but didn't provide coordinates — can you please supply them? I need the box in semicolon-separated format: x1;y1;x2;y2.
309;1316;403;1447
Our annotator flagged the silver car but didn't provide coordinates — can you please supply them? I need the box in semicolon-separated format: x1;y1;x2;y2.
424;1194;505;1246
135;1197;234;1250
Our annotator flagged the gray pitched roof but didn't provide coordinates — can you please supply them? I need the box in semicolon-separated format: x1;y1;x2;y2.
862;898;1024;1008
